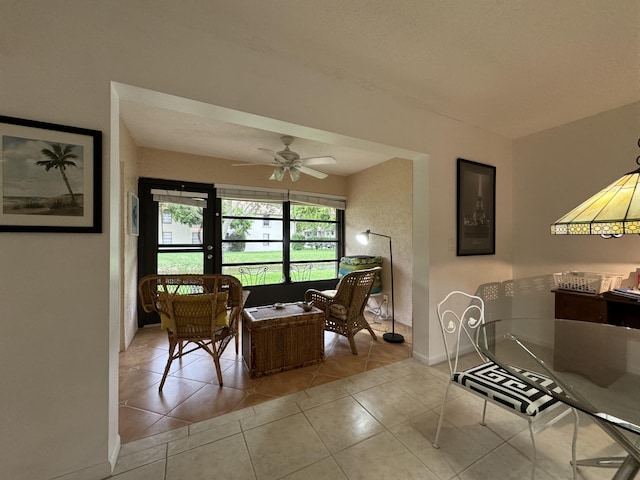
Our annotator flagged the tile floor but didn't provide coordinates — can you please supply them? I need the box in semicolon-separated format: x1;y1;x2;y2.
115;315;624;480
119;313;413;444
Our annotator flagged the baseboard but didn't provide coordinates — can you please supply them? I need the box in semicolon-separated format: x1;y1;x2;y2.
52;460;113;480
52;435;119;480
109;434;121;474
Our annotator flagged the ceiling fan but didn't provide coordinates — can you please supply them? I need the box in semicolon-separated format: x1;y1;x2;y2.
235;135;336;181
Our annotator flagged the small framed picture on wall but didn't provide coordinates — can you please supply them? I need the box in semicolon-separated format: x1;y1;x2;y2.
129;192;139;236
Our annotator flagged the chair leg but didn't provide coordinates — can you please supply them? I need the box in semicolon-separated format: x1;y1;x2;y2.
364;323;378;341
205;342;225;387
529;422;536;480
571;409;579;480
159;340;178;391
347;334;358;355
433;384;451;448
480;399;488;426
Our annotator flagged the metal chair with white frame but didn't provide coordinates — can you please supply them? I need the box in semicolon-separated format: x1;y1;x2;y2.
238;266;268;286
432;290;579;480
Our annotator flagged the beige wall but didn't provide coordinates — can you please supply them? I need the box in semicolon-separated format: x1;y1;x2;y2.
511;102;640;341
346;158;413;326
120;120;139;351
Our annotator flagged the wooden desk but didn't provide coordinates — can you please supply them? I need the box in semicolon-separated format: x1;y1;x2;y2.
242;304;324;378
553;289;640;328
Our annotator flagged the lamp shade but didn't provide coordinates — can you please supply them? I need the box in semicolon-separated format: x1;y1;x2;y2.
551;166;640;236
356;230;371;244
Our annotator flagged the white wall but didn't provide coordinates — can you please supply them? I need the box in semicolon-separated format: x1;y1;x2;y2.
0;2;512;478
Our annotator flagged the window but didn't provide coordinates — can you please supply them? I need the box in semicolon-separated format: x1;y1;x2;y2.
162;232;172;244
216;185;345;286
162;211;172;224
191;232;200;244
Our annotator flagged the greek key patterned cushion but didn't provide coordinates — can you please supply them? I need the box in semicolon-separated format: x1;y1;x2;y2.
452;361;563;416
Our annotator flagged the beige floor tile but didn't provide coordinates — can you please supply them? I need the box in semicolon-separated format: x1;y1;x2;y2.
458;443;556;480
353;382;428;428
109;459;167;480
391;410;492;479
304;396;385;453
435;393;513;449
333;431;439;480
168;420;241;456
166;432;255;480
243;413;330;480
113;445;166;476
240;401;301;431
281;457;348;479
392;371;451;409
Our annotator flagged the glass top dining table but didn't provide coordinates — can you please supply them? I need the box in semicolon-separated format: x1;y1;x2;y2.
479;317;640;480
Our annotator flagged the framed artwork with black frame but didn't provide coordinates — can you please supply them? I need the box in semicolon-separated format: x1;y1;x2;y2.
456;158;496;256
0;115;102;233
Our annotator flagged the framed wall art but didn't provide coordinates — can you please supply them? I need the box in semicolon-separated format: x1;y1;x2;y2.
0;115;101;232
456;158;496;256
128;192;139;236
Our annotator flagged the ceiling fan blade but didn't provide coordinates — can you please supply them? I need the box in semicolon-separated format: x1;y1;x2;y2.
298;166;328;179
232;162;279;167
300;156;336;166
258;147;288;163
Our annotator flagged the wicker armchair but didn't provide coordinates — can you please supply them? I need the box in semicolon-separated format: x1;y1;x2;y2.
138;274;245;390
305;266;381;354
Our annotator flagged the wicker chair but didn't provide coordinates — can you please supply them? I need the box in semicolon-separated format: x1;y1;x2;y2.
305;266;381;354
138;274;245;390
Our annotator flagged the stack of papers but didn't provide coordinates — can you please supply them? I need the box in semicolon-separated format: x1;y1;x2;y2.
610;288;640;301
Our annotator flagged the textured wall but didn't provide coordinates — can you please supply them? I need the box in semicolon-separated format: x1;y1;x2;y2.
346;158;413;326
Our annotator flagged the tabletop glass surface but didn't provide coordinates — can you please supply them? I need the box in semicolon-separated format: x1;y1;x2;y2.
478;317;640;437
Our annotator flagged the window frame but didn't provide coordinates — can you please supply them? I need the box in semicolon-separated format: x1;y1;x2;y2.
218;195;344;285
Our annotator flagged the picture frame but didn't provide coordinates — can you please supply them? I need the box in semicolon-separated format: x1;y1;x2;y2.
0;115;101;233
456;158;496;256
128;192;139;236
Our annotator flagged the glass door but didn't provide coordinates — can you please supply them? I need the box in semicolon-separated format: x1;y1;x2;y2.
137;178;216;326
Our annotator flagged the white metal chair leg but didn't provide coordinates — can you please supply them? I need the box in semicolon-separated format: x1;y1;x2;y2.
571;409;579;480
432;384;451;448
480;399;487;426
529;423;537;480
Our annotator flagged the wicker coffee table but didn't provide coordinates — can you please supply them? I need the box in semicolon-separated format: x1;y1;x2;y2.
242;303;325;378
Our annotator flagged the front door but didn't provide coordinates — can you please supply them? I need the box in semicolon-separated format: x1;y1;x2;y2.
137;178;216;326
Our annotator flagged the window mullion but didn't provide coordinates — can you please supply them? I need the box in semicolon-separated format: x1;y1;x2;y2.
283;201;291;282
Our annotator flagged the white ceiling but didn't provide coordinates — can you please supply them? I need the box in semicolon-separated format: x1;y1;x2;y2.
119;0;640;177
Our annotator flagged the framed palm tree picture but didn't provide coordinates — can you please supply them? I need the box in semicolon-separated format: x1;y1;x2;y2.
0;115;101;232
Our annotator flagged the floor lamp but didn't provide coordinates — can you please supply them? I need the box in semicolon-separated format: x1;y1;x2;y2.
356;229;404;343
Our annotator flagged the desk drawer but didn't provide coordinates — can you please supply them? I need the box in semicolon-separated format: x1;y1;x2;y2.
554;290;607;323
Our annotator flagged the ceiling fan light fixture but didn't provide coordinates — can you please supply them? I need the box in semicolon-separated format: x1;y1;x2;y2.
270;167;285;181
289;168;300;182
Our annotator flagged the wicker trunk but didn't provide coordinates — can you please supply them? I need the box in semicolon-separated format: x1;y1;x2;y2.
242;304;325;378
